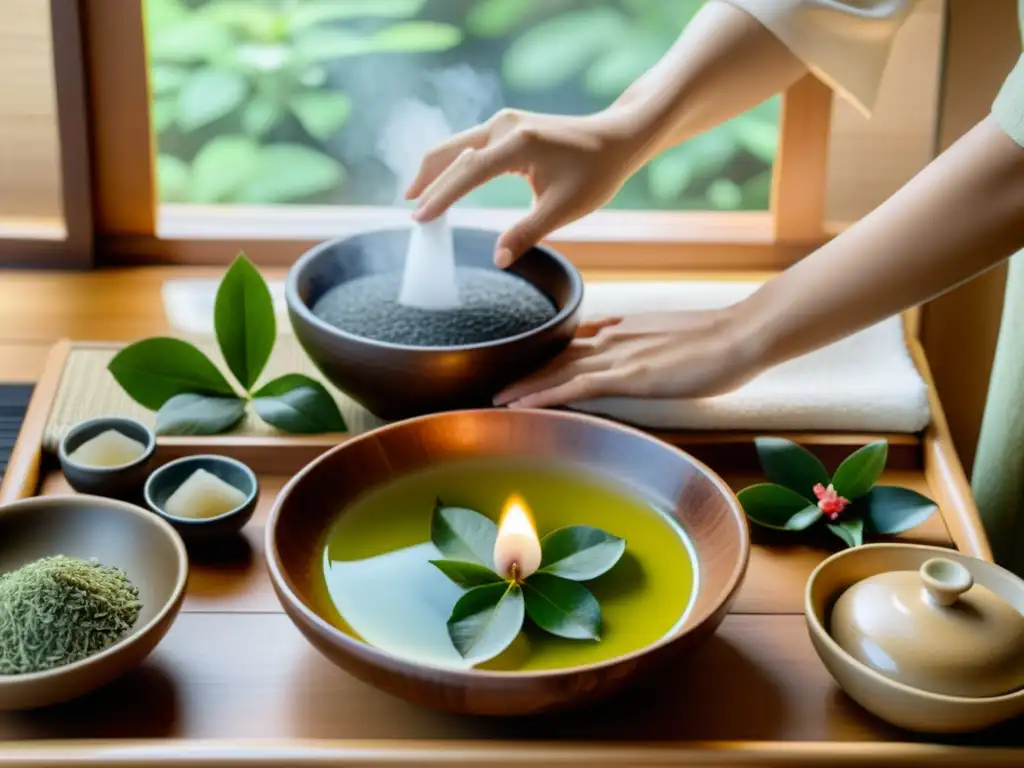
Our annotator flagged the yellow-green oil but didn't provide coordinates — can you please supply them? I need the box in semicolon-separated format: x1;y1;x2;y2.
312;457;696;671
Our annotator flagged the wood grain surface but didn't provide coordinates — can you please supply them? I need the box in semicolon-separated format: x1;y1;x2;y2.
0;268;1010;760
2;610;1021;748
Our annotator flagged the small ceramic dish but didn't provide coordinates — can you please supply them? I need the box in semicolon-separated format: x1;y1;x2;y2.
0;495;187;710
58;416;156;499
144;454;259;539
806;543;1024;733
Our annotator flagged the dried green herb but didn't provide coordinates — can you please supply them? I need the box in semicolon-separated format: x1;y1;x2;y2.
0;555;142;675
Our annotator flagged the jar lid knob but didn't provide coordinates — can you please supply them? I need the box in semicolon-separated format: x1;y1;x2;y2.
920;557;973;606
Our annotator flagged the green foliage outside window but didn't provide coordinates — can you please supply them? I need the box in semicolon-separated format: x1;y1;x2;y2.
146;0;778;210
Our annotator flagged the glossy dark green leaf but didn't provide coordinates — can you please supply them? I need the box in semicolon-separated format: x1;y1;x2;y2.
214;254;276;391
429;559;503;589
827;517;864;549
538;526;625;581
154;393;246;436
251;374;346;433
754;437;830;501
447;582;524;660
831;441;888;500
430;502;498;568
523;572;601;640
737;483;822;531
859;485;938;534
108;338;236;410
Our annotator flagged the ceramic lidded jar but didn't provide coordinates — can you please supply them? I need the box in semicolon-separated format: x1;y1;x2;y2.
829;557;1024;698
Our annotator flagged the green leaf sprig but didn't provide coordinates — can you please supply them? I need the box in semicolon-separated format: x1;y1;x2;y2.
738;438;937;549
108;253;346;436
428;501;625;663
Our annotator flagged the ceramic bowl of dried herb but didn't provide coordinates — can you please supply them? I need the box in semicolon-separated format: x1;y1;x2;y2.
0;495;188;710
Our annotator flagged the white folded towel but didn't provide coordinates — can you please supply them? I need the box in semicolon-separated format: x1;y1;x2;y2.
575;281;930;433
161;278;930;433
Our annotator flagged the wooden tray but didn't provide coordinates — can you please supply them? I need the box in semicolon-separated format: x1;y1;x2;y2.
1;339;1021;767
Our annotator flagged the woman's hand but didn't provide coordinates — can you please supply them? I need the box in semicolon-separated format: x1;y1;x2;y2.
494;307;765;409
405;107;646;267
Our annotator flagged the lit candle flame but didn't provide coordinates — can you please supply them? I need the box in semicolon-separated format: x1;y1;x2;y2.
493;495;542;582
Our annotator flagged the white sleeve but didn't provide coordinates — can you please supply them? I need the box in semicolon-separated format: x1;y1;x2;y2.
720;0;924;117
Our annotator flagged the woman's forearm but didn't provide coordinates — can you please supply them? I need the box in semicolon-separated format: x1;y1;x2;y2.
737;116;1024;371
609;1;807;166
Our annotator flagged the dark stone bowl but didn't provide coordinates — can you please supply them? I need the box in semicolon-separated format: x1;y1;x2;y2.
285;226;584;420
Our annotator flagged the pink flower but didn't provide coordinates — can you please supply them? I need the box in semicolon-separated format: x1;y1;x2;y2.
813;483;850;520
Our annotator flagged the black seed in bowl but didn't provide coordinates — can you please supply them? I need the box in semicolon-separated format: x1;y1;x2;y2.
310;267;558;347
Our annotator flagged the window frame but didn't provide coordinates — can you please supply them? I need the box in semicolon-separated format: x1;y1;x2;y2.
0;0;93;269
78;0;836;272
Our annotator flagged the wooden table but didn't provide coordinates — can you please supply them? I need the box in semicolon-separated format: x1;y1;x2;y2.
0;269;1019;765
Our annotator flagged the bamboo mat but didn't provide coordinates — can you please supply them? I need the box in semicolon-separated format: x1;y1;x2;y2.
42;339;386;454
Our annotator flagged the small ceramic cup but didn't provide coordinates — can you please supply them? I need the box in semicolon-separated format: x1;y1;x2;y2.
58;417;156;500
143;454;259;540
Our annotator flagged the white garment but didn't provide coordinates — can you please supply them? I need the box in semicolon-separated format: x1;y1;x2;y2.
722;0;924;116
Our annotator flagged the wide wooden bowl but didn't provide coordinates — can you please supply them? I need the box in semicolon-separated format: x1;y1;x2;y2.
266;409;750;716
285;226;583;420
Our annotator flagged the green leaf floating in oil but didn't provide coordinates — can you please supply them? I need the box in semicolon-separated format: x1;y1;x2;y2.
538;525;625;581
430;502;498;568
523;572;601;640
429;503;625;657
317;457;695;671
428;559;504;589
447;582;525;661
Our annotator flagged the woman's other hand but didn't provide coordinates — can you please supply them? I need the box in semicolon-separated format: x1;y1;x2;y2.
405;107;645;268
493;307;765;409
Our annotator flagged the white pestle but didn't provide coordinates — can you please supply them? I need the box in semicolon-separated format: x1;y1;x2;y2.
398;213;461;310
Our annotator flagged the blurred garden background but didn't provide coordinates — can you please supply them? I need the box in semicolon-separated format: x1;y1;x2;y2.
145;0;779;211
